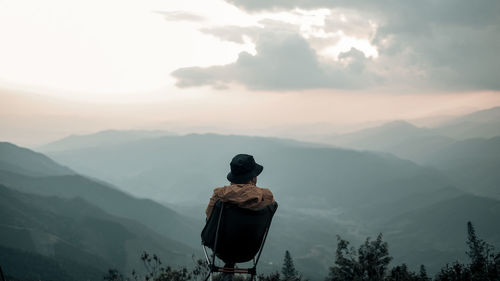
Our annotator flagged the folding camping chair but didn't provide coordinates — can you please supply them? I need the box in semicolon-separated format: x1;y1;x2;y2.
201;200;278;281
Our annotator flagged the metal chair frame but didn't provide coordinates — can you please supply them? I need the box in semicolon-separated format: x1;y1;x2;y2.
202;201;275;281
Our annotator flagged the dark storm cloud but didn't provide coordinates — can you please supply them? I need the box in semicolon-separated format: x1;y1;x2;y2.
172;31;375;90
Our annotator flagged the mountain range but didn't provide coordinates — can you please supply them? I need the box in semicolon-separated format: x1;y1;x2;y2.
0;184;193;279
0;142;197;280
30;113;500;279
1;106;499;280
314;107;500;200
320;106;499;152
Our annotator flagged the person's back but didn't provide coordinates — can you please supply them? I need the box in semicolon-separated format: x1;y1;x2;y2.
205;154;275;219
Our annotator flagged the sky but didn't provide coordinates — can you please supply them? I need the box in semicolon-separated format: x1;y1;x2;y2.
1;0;500;146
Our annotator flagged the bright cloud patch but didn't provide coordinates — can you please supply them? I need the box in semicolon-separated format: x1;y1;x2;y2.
172;7;380;90
172;30;375;90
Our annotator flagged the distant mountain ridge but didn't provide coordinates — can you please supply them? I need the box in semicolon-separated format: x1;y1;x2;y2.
315;107;500;165
0;169;200;246
0;142;203;280
41;133;454;209
0;141;199;245
322;121;455;163
39;129;175;152
0;140;199;262
0;142;74;176
436;106;500;139
447;106;500;123
425;136;500;199
0;184;194;279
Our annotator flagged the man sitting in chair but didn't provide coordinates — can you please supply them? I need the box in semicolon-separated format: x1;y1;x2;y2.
205;154;275;219
204;154;276;280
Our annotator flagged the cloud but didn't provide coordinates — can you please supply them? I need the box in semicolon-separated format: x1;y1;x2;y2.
221;0;500;91
200;26;259;44
223;0;500;26
155;11;205;22
172;30;375;91
176;0;500;92
376;2;500;91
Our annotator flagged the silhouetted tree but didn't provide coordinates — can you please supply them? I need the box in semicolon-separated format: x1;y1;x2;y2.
281;251;299;281
258;272;280;281
435;262;471;281
106;221;500;281
191;257;210;281
103;252;285;281
435;221;500;281
418;265;430;281
466;221;490;280
386;264;418;281
358;234;392;281
104;252;192;281
326;234;391;281
492;253;500;278
104;269;125;281
154;268;191;281
326;236;361;281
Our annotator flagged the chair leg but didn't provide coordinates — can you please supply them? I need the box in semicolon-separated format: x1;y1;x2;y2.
204;272;211;281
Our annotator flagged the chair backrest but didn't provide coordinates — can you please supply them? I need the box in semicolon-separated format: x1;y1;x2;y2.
201;200;278;263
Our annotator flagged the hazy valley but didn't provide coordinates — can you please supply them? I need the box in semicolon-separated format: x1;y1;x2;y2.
1;107;500;280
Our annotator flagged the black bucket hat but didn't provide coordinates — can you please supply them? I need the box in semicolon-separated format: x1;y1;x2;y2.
227;154;263;184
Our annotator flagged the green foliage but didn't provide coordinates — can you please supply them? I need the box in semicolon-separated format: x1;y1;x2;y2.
327;236;361;281
326;234;391;281
104;269;125;281
435;262;471;281
466;221;494;281
134;252;192;281
386;264;431;281
103;252;192;281
326;224;500;281
258;272;281;281
103;252;284;281
190;257;210;279
386;264;419;281
281;251;300;281
358;234;392;281
418;265;430;281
